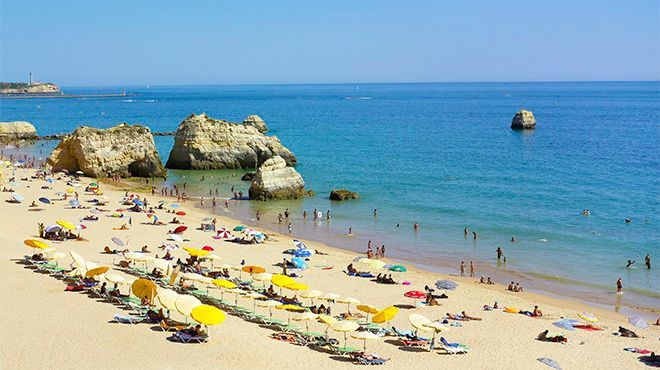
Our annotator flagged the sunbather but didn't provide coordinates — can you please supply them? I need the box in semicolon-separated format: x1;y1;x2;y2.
460;311;482;321
618;326;639;338
537;330;567;343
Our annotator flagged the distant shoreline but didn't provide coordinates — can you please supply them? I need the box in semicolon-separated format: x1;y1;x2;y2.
0;92;132;99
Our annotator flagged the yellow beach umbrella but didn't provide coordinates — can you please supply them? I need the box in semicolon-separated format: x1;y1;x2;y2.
300;289;322;305
242;265;266;275
351;331;380;351
318;314;337;326
357;304;379;322
66;187;75;193
191;304;226;326
175;294;202;317
131;278;157;304
56;220;76;230
578;312;599;323
24;239;50;249
331;320;360;348
85;266;109;277
284;282;309;292
422;321;448;343
337;297;361;313
105;274;125;284
257;299;282;317
253;272;272;287
212;278;237;289
272;274;296;287
293;311;318;333
372;306;399;324
157;289;179;311
277;304;306;324
409;314;433;332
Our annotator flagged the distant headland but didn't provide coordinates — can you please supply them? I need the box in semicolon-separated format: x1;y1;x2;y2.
0;82;61;95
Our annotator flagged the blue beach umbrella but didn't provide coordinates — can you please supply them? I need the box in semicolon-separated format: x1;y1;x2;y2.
435;280;458;291
293;240;307;249
133;200;143;206
552;319;578;331
294;249;312;258
291;257;308;270
628;316;649;329
69;199;80;207
39;197;51;204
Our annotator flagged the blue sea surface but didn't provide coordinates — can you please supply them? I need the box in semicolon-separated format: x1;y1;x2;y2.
2;82;658;311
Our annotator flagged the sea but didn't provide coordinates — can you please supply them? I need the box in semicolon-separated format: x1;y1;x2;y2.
1;82;658;315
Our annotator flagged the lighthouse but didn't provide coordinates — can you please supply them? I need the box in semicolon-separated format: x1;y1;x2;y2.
29;72;32;85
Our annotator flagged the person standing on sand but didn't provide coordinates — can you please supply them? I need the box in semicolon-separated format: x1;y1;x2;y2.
470;261;475;277
367;244;372;259
646;254;651;269
381;245;386;258
459;261;466;276
496;247;503;261
616;278;623;293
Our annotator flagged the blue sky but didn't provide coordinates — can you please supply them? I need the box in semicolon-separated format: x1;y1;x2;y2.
1;0;658;86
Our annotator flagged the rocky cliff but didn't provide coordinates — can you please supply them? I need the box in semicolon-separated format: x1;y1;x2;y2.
249;156;305;201
46;124;165;178
242;115;268;133
0;121;37;142
166;113;296;170
511;109;537;129
0;82;60;94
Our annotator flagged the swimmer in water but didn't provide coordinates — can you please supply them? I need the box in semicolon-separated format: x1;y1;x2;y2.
626;259;636;268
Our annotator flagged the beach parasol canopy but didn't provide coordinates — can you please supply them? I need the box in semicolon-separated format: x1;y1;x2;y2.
337;297;361;312
435;280;458;290
56;220;77;230
294;249;312;258
212;279;237;290
111;237;125;247
201;246;214;251
293;311;318;333
390;265;407;272
284;282;310;291
291;257;308;269
173;226;187;234
124;252;145;260
628;316;649;329
175;295;202;317
300;290;322;299
318;293;340;301
191;304;226;326
44;224;62;233
351;331;380;351
85;266;109;277
157;289;179;310
233;225;246;231
242;265;266;275
293;240;307;249
577;312;599;323
318;314;337;326
105;274;126;285
38;197;51;204
24;239;50;249
216;228;232;239
253;273;273;283
11;193;24;202
552;319;579;331
409;314;433;332
131;278;157;302
257;299;282;317
332;321;360;348
404;290;426;300
69;250;85;268
372;306;399;324
272;274;296;288
175;211;186;216
69;199;80;207
168;234;183;243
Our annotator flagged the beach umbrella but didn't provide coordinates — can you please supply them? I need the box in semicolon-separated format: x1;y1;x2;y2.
105;274;126;285
552;319;578;331
227;288;247;305
38;197;50;204
276;304;306;324
175;211;186;216
300;289;322;305
577;312;598;323
233;225;246;231
211;279;236;300
284;282;309;292
69;250;85;269
44;224;62;233
153;258;173;275
202;254;222;269
175;295;202;317
404;290;426;307
409;314;434;334
422;321;448;344
11;193;24;202
111;237;125;247
291;257;307;269
242;265;266;275
66;188;75;194
47;252;66;262
173;226;187;234
369;259;387;270
357;304;379;322
85;266;109;277
124;252;145;260
191;304;226;326
318;292;340;301
201;245;214;251
132;278;157;304
337;297;361;313
372;306;399;324
390;265;407;272
202;217;214;222
272;274;296;288
435;280;458;291
331;321;360;348
257;300;282;317
318;315;337;339
168;234;183;243
293;311;318;333
351;331;380;351
245;292;266;312
24;239;50;249
253;273;273;286
216;228;232;239
56;220;76;230
538;358;562;370
69;199;80;208
132;198;142;205
628;316;649;329
294;249;312;258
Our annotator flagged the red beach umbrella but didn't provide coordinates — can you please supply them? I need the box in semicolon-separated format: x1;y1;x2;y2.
216;228;232;239
173;225;188;234
404;291;426;299
175;211;186;216
202;246;214;251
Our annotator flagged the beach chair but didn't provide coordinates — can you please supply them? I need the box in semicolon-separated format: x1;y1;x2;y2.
159;319;190;332
330;344;361;355
350;353;389;365
439;337;470;354
113;313;144;324
173;330;209;344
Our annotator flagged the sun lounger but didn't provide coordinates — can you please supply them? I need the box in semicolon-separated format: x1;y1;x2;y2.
113;313;144;324
439;337;470;354
159;319;189;332
173;330;209;343
331;345;361;355
399;338;429;347
350;353;389;365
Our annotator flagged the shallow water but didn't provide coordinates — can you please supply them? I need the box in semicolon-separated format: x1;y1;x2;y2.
2;82;658;312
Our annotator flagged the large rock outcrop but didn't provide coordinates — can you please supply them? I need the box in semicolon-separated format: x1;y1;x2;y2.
249;156;305;201
511;109;536;130
46;124;165;178
0;121;37;142
329;189;360;201
0;82;60;95
242;115;268;133
166;113;296;170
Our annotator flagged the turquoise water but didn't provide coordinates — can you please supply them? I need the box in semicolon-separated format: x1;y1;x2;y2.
2;82;658;312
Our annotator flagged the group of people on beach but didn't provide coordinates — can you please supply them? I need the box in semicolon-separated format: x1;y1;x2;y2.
366;241;385;259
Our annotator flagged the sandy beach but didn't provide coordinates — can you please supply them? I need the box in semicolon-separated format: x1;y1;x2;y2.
0;166;657;370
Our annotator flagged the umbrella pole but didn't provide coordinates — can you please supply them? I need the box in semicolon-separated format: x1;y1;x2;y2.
344;332;348;348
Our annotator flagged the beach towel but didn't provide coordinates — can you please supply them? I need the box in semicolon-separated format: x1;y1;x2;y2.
538;358;561;370
624;348;651;354
64;285;85;291
574;325;602;331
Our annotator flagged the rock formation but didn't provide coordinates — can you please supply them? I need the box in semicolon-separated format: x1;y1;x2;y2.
0;121;37;142
329;189;360;201
166;113;296;170
0;82;60;95
242;115;268;133
241;172;256;181
249;156;305;201
511;109;536;130
46;123;165;178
